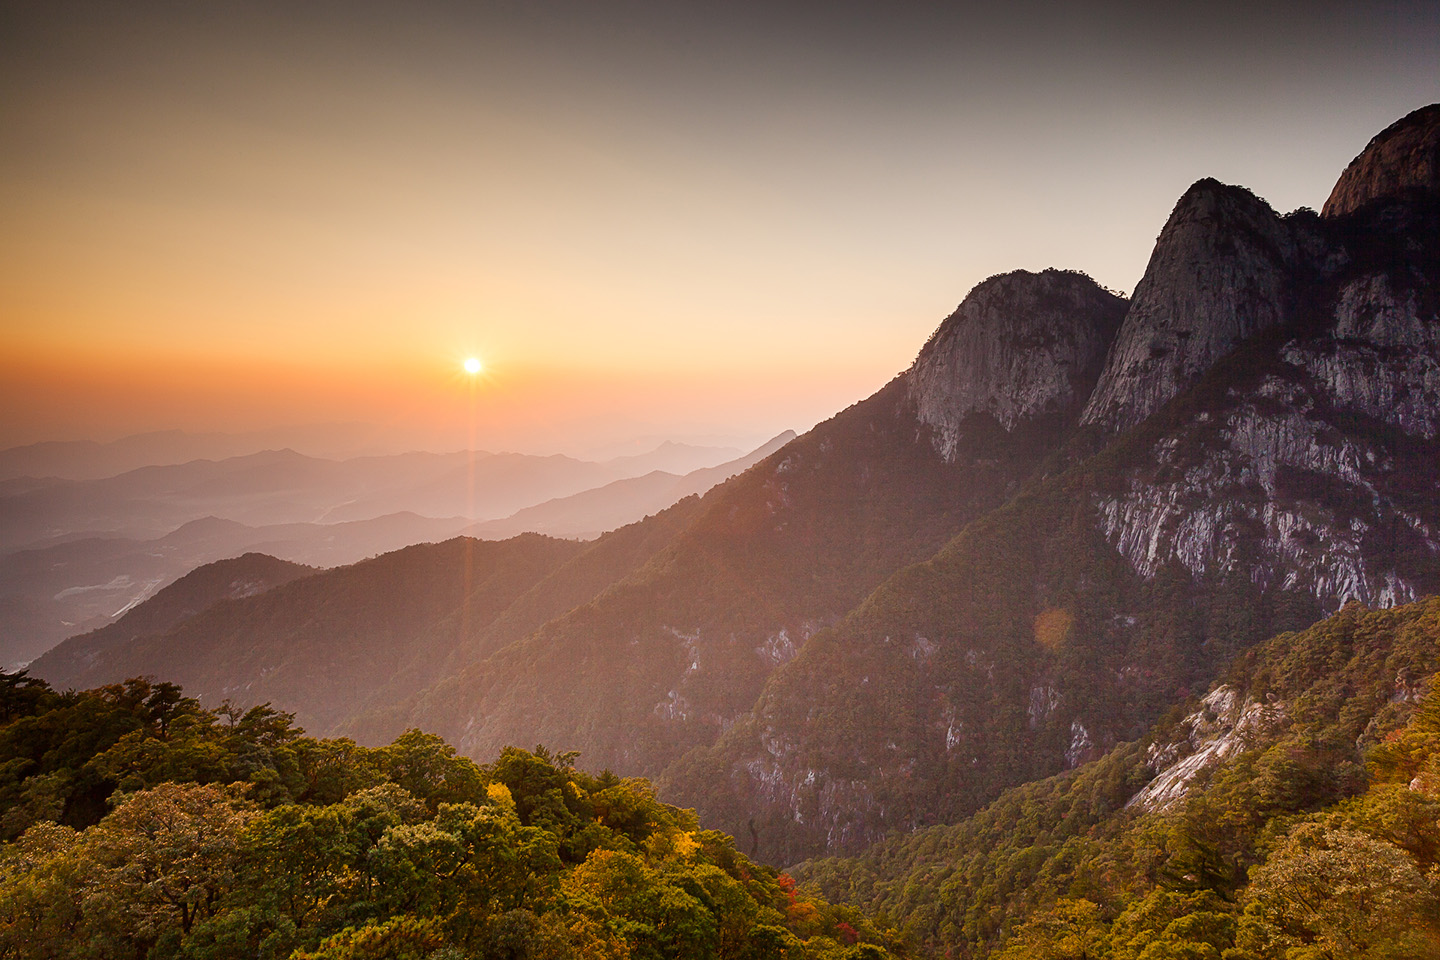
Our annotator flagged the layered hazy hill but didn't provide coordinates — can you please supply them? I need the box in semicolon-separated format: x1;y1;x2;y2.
0;437;775;667
28;105;1440;869
0;441;741;551
464;430;797;540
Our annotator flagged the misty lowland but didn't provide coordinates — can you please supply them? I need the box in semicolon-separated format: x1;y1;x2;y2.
5;101;1440;959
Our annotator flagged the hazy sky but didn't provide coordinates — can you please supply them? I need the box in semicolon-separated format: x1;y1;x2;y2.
2;1;1437;454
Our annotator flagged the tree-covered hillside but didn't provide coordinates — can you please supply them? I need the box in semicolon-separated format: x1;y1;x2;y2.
798;597;1440;959
0;673;900;960
31;535;591;737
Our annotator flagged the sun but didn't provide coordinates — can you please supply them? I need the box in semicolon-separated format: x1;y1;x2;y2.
463;357;482;375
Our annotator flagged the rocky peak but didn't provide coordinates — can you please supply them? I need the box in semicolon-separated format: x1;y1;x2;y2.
1080;179;1296;433
1323;103;1440;217
907;269;1126;460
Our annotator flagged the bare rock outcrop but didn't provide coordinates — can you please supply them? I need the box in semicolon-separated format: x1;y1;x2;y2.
1127;685;1286;812
907;269;1126;460
1080;180;1298;433
1323;103;1440;217
1091;193;1440;609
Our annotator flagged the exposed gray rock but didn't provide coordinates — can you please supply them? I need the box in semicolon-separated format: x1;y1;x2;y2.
1283;342;1440;443
1081;180;1297;432
1094;379;1431;608
1093;260;1440;609
1127;684;1286;812
1065;720;1094;768
1331;272;1440;349
1323;103;1440;217
908;270;1125;460
743;725;883;851
1028;684;1061;728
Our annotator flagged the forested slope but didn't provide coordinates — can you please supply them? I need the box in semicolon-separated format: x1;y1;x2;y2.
799;597;1440;959
33;536;587;736
0;672;902;960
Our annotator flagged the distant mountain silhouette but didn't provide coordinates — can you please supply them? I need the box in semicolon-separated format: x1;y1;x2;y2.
467;431;796;539
0;436;781;667
0;445;724;551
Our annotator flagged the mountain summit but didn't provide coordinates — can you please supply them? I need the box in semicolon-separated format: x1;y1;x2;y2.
909;269;1125;459
1080;179;1302;433
1323;102;1440;216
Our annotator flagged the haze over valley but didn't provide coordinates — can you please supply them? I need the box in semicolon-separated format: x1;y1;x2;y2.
0;432;793;666
3;3;1440;958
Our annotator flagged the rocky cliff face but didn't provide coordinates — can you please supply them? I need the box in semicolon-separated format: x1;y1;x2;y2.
1094;391;1423;610
1083;103;1439;433
908;270;1126;460
1323;103;1440;217
1126;683;1285;813
1083;116;1440;603
1080;180;1301;433
669;111;1440;863
1095;195;1440;609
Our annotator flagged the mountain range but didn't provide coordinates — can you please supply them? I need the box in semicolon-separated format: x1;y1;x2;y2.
0;440;745;551
25;104;1440;869
0;428;746;484
0;436;785;667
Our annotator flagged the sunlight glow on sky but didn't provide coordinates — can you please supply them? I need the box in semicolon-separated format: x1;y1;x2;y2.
2;1;1437;454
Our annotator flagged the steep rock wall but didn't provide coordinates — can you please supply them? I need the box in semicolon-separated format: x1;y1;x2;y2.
907;270;1126;460
1081;180;1297;433
1094;195;1440;609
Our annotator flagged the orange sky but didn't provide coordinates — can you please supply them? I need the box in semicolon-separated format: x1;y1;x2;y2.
3;2;1437;454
